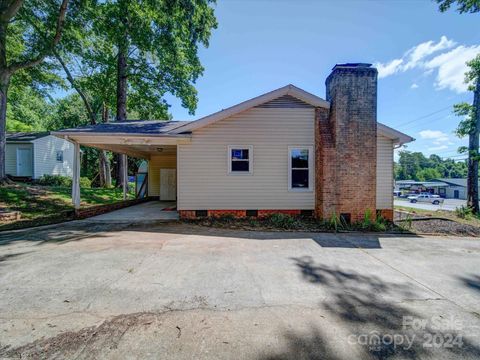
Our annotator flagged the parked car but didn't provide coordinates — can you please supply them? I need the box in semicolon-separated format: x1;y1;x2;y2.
408;194;444;205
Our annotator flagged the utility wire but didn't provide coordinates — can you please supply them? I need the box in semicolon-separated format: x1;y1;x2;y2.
393;105;453;129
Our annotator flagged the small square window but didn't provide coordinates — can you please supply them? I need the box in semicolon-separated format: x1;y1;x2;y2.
56;150;64;162
228;145;253;175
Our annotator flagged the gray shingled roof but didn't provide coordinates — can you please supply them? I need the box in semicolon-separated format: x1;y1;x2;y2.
6;132;50;142
55;120;190;135
435;178;480;188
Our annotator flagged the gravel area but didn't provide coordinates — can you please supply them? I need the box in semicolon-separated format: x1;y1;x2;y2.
396;218;480;236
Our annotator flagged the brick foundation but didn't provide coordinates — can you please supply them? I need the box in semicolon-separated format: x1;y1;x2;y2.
179;209;306;219
377;209;394;222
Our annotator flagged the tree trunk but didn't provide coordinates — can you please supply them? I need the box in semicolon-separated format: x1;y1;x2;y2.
99;103;111;187
0;20;10;183
0;74;8;183
467;78;480;214
115;36;128;189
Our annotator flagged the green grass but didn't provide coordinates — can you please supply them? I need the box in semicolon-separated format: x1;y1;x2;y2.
0;182;135;223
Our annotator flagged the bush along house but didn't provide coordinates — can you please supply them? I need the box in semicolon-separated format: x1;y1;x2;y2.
53;63;414;222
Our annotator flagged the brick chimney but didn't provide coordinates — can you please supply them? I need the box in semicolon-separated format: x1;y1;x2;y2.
315;63;377;222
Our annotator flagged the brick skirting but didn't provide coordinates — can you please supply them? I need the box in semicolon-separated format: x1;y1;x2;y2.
378;209;394;222
180;209;393;222
179;209;305;219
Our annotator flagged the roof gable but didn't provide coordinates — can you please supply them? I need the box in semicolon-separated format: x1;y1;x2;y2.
170;84;329;134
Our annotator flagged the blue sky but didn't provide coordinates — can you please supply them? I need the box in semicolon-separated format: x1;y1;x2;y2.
166;0;479;161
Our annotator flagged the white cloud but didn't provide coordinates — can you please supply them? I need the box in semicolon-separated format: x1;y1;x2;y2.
425;45;480;93
375;36;479;93
419;129;448;140
403;36;456;70
428;145;448;151
410;83;419;89
376;58;403;78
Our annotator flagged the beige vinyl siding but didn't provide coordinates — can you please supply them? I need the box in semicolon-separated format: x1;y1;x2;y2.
32;135;74;179
376;135;394;209
5;143;33;176
178;107;316;210
148;154;177;197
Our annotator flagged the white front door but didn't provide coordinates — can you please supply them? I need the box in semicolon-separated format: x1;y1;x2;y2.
160;169;176;200
16;148;33;177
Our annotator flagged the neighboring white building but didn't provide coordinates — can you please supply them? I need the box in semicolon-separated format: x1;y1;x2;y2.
5;132;74;179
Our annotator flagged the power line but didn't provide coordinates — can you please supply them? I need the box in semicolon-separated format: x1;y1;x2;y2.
393;105;453;129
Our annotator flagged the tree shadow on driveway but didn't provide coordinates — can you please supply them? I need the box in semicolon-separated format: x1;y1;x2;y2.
261;256;480;360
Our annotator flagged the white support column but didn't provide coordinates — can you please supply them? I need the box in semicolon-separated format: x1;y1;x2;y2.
122;154;127;200
72;141;81;209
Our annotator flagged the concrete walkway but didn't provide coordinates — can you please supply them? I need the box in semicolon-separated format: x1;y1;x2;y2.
87;201;178;222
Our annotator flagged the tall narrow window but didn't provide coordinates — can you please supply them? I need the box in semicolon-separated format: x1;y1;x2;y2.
228;145;253;175
288;146;313;191
56;150;64;162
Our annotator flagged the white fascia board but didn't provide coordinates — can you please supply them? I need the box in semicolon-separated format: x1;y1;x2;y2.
377;123;415;145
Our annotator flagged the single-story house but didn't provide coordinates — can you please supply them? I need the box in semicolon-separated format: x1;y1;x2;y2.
434;178;479;200
53;63;414;221
6;132;74;179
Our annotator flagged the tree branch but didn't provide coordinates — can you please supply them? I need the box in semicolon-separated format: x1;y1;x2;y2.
0;0;23;23
7;0;69;73
53;49;97;125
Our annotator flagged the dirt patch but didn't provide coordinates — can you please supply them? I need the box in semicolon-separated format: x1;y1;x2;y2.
0;312;161;359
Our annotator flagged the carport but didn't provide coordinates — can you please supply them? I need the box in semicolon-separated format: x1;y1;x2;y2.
52;120;191;209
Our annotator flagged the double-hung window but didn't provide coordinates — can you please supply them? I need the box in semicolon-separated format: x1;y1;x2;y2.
288;146;313;191
228;145;253;175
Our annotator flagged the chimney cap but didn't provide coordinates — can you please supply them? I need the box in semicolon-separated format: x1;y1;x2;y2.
332;63;372;70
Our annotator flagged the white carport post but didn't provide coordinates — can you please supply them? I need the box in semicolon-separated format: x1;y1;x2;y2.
72;141;81;209
122;154;127;200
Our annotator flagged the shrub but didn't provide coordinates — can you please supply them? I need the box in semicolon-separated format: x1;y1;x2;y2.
455;205;473;219
37;175;71;187
266;213;300;229
79;177;92;188
37;175;91;188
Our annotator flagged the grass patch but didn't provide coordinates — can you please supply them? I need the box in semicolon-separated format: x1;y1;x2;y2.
0;182;135;230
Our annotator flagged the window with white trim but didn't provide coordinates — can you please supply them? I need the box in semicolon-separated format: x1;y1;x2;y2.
228;145;253;174
288;146;313;191
56;150;64;162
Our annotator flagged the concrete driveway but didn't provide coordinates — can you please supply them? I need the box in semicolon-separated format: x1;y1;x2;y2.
0;222;479;359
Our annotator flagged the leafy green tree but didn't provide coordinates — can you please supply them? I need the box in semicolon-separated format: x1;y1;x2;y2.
436;0;480;214
417;168;442;182
436;0;480;13
0;0;72;182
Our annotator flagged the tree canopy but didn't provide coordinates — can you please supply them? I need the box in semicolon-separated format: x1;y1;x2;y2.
395;151;468;181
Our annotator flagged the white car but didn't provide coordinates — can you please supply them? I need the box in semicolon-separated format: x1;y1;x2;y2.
408;194;444;205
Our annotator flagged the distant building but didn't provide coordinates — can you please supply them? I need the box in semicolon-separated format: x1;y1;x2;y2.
434;178;479;200
395;178;478;200
6;132;74;179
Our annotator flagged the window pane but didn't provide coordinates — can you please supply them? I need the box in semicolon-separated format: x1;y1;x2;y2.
232;149;249;160
292;169;309;188
232;160;249;172
291;149;309;168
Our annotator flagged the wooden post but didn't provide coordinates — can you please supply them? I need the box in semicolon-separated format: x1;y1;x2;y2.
72;141;81;209
122;154;127;200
